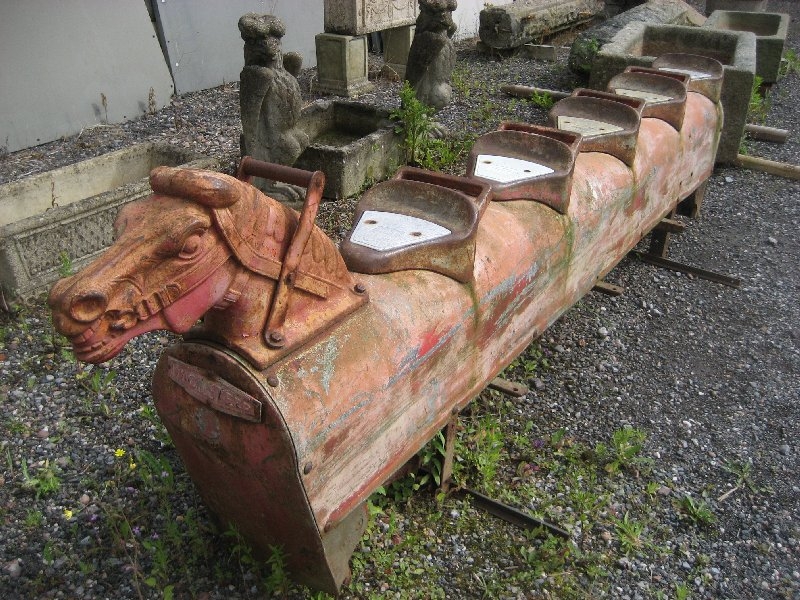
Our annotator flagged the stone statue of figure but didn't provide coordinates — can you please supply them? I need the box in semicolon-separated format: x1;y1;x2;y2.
238;13;309;200
405;0;458;111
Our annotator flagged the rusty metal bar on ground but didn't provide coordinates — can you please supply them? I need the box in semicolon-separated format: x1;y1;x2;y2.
632;251;741;288
736;153;800;180
592;280;625;296
744;123;789;144
460;488;570;539
488;377;528;397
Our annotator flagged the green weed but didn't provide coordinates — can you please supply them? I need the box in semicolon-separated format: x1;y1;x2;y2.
676;494;716;527
458;413;505;491
80;368;117;397
596;426;653;475
747;75;769;124
614;512;647;555
390;81;471;171
139;405;173;447
675;582;692;600
24;509;44;528
779;48;800;78
21;459;61;499
527;90;555;110
719;459;772;499
57;251;74;278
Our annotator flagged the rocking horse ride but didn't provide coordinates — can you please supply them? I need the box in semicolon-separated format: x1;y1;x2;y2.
49;53;724;593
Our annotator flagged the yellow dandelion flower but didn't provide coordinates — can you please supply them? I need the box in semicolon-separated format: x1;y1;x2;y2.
63;509;73;520
114;448;126;458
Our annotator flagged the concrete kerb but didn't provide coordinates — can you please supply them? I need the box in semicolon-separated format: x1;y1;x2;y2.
590;22;756;163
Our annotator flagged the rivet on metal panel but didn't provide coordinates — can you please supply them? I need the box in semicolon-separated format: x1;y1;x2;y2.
266;374;279;387
303;462;313;475
354;283;367;294
266;330;285;349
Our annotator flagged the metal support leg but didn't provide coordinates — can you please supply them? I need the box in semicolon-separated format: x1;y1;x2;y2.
677;179;707;218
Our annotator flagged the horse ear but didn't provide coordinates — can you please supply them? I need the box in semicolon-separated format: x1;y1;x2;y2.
150;167;242;208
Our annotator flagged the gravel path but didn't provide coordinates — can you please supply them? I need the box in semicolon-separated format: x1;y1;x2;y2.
2;2;799;598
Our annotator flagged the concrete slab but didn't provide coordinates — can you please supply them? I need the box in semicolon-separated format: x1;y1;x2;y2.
704;11;790;82
0;144;215;299
590;23;756;163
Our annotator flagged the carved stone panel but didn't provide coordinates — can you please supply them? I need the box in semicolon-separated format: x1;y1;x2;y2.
325;0;418;36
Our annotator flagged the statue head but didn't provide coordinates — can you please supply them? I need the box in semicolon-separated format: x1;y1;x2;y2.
418;0;457;38
239;13;286;67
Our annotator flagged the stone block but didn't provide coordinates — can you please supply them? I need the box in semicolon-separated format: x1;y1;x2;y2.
569;0;705;76
479;0;604;50
519;44;559;61
704;10;790;82
295;101;402;200
325;0;418;36
591;22;756;163
0;144;215;299
315;33;374;97
383;25;415;79
705;0;768;17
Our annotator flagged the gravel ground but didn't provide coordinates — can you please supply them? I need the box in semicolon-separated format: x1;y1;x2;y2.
2;2;799;598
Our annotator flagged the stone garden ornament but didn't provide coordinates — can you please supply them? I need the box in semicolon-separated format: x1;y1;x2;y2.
405;0;458;111
238;13;309;202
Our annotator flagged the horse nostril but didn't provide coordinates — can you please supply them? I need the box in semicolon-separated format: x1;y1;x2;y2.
69;292;108;323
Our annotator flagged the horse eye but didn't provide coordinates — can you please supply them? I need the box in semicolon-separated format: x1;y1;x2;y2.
178;233;203;259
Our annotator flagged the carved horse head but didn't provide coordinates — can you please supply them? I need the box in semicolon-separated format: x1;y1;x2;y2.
49;164;366;370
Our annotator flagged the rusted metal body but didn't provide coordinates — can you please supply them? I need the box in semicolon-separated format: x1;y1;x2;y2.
49;55;723;593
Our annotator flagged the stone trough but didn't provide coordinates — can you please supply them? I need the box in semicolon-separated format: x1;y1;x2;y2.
295;100;402;200
705;0;768;16
589;23;756;163
704;10;791;82
0;143;215;299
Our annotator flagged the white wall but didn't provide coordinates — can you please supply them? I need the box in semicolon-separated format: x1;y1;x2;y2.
0;0;174;153
153;0;513;94
453;0;514;40
0;0;514;152
153;0;324;94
